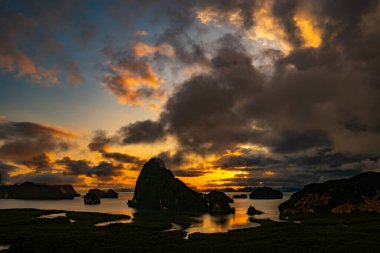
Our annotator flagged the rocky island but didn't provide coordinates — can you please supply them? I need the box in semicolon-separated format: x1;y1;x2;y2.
83;188;119;205
0;182;80;200
279;172;380;218
249;187;283;199
128;158;234;214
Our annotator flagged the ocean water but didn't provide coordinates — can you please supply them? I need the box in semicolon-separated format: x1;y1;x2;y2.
0;192;292;234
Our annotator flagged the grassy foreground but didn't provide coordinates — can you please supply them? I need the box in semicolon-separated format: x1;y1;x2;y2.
0;209;380;252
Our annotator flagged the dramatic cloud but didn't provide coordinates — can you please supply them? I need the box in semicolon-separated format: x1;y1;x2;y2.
0;121;76;161
172;168;209;178
119;120;166;144
102;46;165;107
57;157;125;180
19;153;54;169
88;130;143;165
0;161;18;184
88;130;113;153
9;172;84;185
3;0;380;188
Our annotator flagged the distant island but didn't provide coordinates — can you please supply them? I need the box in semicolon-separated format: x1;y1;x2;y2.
0;182;80;200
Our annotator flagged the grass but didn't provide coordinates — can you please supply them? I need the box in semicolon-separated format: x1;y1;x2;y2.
0;209;380;252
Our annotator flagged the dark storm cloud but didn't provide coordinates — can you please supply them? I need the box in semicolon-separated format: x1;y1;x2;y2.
156;150;186;168
9;172;84;185
56;157;92;176
87;130;143;165
119;120;166;144
101;152;143;165
172;168;209;178
267;130;332;154
214;154;280;170
19;153;53;169
107;1;380;194
0;161;18;184
57;157;125;180
88;130;113;152
0;121;75;161
208;150;379;188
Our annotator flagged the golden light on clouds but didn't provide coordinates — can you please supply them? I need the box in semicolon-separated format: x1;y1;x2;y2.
105;61;164;106
195;2;292;54
133;42;175;58
196;1;323;54
196;8;243;27
247;1;292;54
294;12;322;48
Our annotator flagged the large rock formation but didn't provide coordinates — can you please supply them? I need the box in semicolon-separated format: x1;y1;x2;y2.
128;158;236;214
279;172;380;218
250;187;283;199
206;191;235;214
83;192;101;205
128;158;209;212
86;188;118;199
0;182;80;200
247;206;263;215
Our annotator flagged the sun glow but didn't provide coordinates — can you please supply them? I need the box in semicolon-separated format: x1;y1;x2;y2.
293;12;322;48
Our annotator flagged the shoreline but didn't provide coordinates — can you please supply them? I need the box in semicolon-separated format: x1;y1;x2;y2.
1;208;380;252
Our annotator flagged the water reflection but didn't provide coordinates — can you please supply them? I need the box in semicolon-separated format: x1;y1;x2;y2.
186;213;259;234
0;192;292;234
95;219;132;226
37;212;76;223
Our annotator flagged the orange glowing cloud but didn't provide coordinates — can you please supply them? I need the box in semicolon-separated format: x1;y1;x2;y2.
0;46;59;85
133;42;175;58
196;8;243;27
196;2;292;54
293;12;322;48
104;58;165;106
247;1;292;54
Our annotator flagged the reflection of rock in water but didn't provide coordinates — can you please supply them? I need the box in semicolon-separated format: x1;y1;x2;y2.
212;215;229;226
95;219;132;227
37;213;76;223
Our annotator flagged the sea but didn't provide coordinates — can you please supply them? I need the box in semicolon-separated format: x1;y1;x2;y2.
0;192;292;234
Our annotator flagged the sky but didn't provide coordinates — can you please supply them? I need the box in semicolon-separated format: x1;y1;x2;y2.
1;0;380;191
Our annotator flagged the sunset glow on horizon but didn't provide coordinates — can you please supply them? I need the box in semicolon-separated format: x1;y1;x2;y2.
1;0;380;191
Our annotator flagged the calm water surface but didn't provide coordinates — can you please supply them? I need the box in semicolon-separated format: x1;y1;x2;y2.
0;192;291;234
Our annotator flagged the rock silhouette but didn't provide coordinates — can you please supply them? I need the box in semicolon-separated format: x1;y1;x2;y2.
232;194;247;199
128;158;234;213
247;206;263;215
279;172;380;218
86;188;118;199
206;191;235;214
0;182;80;200
83;192;101;205
250;187;283;199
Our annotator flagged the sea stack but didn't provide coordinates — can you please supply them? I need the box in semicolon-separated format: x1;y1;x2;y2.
249;187;283;199
128;158;209;212
279;172;380;218
128;158;235;214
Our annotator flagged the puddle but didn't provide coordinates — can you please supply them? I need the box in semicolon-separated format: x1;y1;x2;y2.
0;245;10;251
37;213;76;223
163;223;182;232
95;219;132;227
